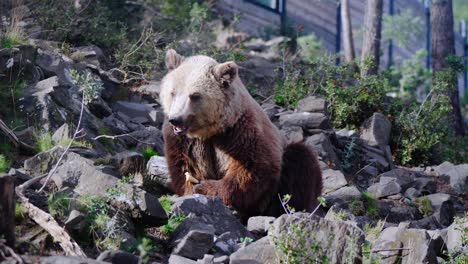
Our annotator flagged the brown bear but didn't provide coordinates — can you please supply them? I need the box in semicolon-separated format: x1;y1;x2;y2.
160;49;322;218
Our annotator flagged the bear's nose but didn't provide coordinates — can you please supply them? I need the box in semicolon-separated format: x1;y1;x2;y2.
169;117;183;126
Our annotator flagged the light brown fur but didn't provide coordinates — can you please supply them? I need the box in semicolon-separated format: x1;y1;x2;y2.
161;49;322;218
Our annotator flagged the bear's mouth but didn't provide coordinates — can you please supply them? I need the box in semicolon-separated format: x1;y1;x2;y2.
172;125;188;135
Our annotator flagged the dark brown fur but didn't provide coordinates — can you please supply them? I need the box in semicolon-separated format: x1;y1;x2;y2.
163;107;322;218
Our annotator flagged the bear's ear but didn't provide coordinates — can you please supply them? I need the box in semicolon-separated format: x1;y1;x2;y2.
165;49;185;70
212;61;238;88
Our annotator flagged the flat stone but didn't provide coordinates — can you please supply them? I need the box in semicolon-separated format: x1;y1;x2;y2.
173;229;214;260
295;96;326;113
279;112;331;130
322;169;348;193
367;177;402;198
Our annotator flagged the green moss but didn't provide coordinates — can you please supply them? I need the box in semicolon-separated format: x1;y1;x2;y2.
158;195;172;214
142;147;158;161
161;215;185;235
15;203;26;222
416;197;433;217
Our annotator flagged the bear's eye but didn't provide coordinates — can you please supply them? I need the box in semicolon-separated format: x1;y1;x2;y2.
189;93;202;102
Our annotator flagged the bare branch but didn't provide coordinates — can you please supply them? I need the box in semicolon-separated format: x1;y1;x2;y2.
92;133;154;145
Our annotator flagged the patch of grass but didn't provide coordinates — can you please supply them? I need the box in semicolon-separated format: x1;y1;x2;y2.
161;215;185;235
363;220;385;242
416;197;433;217
137;237;153;263
48;191;71;218
158;195;172;214
0;155;12;173
142;147;158;161
35;133;54;152
349;192;378;218
15;203;26;222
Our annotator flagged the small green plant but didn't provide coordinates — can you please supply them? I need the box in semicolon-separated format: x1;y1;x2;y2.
142;147;158;161
137;237;153;263
274;64;310;108
239;237;254;244
273;221;330;264
199;47;247;62
0;155;11;173
415;197;433;217
349;192;378;218
161;215;185;235
35;133;54;152
363;220;385;242
48;191;71;218
339;137;358;171
362;242;381;264
441;213;468;264
69;70;104;104
158;195;172;214
15;203;26;222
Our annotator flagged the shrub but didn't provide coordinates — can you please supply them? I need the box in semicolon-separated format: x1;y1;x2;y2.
35;0;128;49
161;215;185;235
274;64;311;108
142;147;158;161
297;33;324;63
416;197;433;217
69;70;104;104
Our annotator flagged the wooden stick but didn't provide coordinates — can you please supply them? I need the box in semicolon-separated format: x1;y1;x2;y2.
16;176;87;257
0;174;15;247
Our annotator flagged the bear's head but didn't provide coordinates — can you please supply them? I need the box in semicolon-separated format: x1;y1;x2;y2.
160;49;243;139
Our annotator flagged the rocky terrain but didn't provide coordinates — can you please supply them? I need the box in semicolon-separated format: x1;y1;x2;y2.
0;1;467;264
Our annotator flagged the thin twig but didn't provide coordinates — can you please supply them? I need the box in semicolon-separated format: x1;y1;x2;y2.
92;133;154;145
278;193;291;215
38;95;86;192
364;248;411;253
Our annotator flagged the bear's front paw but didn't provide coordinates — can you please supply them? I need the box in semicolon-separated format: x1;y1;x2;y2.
193;180;220;196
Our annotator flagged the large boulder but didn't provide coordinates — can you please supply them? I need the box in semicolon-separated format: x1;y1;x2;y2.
367;177;402;199
295;96;327;113
146;156;173;192
419;193;455;227
445;164;468;194
360;113;392;147
322;169;348;194
279;112;331;130
269;213;365;263
229;237;277;264
375;226;438;264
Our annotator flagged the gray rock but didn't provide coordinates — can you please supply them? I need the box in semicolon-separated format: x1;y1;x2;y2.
419;193;455;227
110;151;145;176
305;133;341;169
229;236;276;264
70;45;104;66
446;216;468;252
197;254;215;264
413;177;437;195
367;177;401;198
173;229;215;260
146;156;173;192
64;210;86;232
379;169;415;191
445;164;468;193
280;125;304;143
213;255;229;264
360;113;392;147
103;114;130;134
327;186;361;201
378;201;421;223
113;101;159;125
215;31;248;49
269;213;365;263
40;256;107;264
247;216;276;236
295;96;326;113
170;196;252;243
322;169;348;193
336;128;357;138
434;161;456;176
404;187;420;200
279;112;331;130
36;49;76;85
52;124;70;144
373;240;403;264
24;146;65;177
96;250;139;264
124;127;165;156
376;226;437;264
169;255;198;264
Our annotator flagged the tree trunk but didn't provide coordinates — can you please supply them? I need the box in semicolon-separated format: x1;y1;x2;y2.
0;173;15;247
361;0;383;76
341;0;355;62
431;0;465;136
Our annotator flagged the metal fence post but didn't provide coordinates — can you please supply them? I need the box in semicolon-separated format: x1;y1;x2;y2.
388;0;394;67
425;0;431;69
461;20;467;93
336;2;341;65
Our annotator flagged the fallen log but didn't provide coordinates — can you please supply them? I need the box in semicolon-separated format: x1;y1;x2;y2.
15;175;87;258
